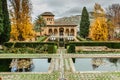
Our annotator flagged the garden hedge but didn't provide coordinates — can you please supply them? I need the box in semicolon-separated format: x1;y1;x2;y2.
67;44;75;53
48;45;56;54
66;41;120;49
4;42;58;48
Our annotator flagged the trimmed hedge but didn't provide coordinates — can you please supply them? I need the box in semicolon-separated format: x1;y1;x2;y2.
67;44;75;53
3;42;58;54
4;42;58;48
48;45;57;54
66;41;120;49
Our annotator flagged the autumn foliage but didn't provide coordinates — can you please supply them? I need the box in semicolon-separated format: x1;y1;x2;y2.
10;0;35;41
89;3;109;41
89;17;108;41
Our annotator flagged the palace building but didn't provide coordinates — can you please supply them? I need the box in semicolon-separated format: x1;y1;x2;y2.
40;12;77;41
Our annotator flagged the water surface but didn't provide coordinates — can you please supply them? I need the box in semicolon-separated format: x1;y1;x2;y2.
31;59;50;72
74;58;120;71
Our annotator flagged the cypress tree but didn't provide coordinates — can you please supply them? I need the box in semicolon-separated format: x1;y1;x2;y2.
0;0;11;44
0;1;3;36
80;7;90;38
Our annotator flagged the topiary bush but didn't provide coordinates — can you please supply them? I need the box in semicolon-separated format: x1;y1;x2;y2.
4;42;57;48
48;45;56;54
67;44;75;53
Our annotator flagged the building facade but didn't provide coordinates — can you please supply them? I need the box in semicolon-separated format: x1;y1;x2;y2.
41;12;77;40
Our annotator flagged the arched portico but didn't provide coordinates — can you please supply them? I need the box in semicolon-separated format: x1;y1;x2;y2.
71;29;74;36
59;28;64;36
49;29;53;35
54;29;58;36
66;29;69;36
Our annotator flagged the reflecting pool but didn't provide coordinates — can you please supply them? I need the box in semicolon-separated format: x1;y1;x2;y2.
74;58;120;71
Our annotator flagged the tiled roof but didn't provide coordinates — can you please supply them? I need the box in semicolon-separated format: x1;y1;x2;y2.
41;12;54;16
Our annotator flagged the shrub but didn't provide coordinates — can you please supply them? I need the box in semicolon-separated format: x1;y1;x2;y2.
68;44;75;53
4;42;57;48
3;42;58;54
48;45;56;54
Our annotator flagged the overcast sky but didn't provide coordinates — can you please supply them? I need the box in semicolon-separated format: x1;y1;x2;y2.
22;0;120;20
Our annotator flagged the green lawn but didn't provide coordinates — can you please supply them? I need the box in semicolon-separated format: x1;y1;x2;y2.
0;71;59;80
65;72;120;80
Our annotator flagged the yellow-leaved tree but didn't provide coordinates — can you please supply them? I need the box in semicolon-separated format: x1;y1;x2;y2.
10;0;35;41
89;17;108;41
107;20;115;40
89;3;108;41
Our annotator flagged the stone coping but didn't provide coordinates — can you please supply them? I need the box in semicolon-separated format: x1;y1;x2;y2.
76;71;120;73
0;54;120;58
0;54;60;59
0;72;50;74
0;71;119;75
64;54;120;58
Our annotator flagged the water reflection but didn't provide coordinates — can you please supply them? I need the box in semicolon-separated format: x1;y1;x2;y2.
0;59;50;72
108;58;118;65
10;59;32;72
92;58;104;70
74;58;120;71
0;59;11;72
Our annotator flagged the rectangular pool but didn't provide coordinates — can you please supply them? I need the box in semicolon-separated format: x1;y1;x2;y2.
74;58;120;71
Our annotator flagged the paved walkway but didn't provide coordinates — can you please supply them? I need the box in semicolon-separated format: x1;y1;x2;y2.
57;48;75;80
43;37;49;42
74;37;80;42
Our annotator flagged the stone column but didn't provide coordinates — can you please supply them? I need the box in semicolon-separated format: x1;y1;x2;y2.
58;28;59;37
74;27;77;37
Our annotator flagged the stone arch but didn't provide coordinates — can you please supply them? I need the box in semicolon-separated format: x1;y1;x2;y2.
71;29;74;36
49;29;53;35
59;28;64;36
54;29;58;36
66;29;69;36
